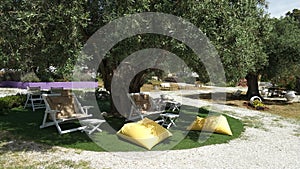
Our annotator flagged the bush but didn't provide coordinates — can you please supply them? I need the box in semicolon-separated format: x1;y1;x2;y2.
0;70;22;81
0;94;26;115
20;72;40;82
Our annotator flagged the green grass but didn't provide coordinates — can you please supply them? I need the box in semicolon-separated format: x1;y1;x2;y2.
0;103;244;152
172;106;244;150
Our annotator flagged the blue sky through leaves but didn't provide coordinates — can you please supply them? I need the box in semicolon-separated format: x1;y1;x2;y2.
267;0;300;18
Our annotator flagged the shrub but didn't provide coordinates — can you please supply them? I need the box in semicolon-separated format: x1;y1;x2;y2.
21;72;40;82
0;70;22;81
0;94;26;115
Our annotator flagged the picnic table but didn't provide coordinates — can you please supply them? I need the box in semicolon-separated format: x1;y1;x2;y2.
267;87;286;97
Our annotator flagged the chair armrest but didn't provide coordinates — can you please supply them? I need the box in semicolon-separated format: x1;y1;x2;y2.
82;106;94;109
46;110;60;114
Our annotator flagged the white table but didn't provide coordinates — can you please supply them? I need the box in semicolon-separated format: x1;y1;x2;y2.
81;119;106;135
164;100;181;112
159;113;179;129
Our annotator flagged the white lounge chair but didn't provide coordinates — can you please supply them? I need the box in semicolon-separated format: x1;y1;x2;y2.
40;92;104;134
24;86;45;111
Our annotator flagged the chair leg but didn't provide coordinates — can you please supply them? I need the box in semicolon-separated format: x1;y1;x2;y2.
167;123;173;129
40;112;49;128
55;122;63;134
24;95;29;109
81;119;105;134
87;123;102;135
51;113;63;134
169;118;177;128
31;97;35;111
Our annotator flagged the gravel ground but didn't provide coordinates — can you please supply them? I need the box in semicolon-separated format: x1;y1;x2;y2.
1;87;300;169
0;88;26;97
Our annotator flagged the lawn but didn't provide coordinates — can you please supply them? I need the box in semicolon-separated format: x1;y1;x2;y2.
0;99;244;151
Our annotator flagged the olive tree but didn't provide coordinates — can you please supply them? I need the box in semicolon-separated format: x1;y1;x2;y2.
88;0;271;100
0;0;89;81
263;14;300;91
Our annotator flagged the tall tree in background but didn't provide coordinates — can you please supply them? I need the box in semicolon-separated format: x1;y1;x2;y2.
263;12;300;91
286;8;300;24
191;1;271;98
0;0;89;81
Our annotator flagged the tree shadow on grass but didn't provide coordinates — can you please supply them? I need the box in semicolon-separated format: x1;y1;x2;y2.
0;108;103;153
170;106;244;150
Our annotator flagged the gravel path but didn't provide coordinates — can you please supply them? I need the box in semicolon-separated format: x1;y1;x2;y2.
0;88;26;97
1;88;300;169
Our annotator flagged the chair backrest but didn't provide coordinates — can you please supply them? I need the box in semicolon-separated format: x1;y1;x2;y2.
44;94;79;119
27;86;41;96
130;93;151;111
129;93;166;112
50;87;64;94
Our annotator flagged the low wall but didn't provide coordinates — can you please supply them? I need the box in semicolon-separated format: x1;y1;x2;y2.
0;81;98;90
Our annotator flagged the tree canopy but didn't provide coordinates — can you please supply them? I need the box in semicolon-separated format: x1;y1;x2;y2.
263;10;300;90
0;0;89;81
286;9;300;24
82;0;272;93
1;1;299;95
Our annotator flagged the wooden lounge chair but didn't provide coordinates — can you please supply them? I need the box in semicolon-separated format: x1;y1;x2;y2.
50;87;64;94
40;92;95;134
127;93;165;121
127;93;182;129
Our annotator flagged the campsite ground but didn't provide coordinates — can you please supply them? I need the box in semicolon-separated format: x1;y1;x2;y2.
186;88;300;121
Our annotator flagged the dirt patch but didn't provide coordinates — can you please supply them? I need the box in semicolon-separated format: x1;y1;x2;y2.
185;92;300;121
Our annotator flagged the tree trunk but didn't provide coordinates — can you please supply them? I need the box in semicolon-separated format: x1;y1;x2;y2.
100;64;160;116
100;61;147;116
129;70;148;93
99;59;113;91
99;58;119;116
246;73;261;99
295;76;300;93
